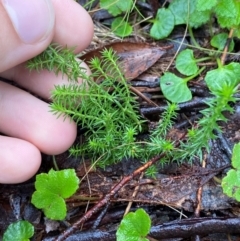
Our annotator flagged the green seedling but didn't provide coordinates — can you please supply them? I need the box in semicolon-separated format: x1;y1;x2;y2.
160;49;207;103
116;208;151;241
222;143;240;201
100;0;134;37
150;0;240;41
31;169;79;220
3;220;34;241
111;17;132;37
150;8;175;40
100;0;133;16
210;33;234;52
178;60;240;161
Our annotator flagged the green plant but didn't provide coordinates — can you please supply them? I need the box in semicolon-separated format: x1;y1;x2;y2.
3;220;34;241
27;44;177;172
31;168;79;220
222;143;240;201
150;0;240;41
116;208;151;241
148;0;240;162
99;0;134;37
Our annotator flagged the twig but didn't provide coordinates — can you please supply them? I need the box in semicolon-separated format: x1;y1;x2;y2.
55;153;165;241
220;28;234;65
123;172;144;216
44;217;240;241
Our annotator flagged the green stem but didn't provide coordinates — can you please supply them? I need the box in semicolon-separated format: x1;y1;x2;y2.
216;58;223;68
52;156;59;171
188;26;200;48
195;57;212;62
184;66;206;83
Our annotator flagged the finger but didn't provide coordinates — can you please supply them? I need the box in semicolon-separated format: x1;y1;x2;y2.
0;60;91;100
0;81;77;154
51;0;94;53
0;0;55;72
0;136;41;184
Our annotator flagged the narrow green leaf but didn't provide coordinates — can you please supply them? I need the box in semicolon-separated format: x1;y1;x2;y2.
176;49;199;76
232;143;240;169
160;72;192;103
116;208;151;241
150;8;174;39
111;17;132;37
210;33;234;51
3;221;34;241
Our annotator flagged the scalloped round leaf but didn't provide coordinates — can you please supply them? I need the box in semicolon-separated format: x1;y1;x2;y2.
222;169;240;202
215;0;236;18
205;63;240;93
34;169;79;199
116;208;151;241
31;190;58;209
169;0;197;25
150;8;174;40
43;197;67;220
176;49;199;76
111;17;132;37
169;0;210;28
3;221;34;241
197;0;217;11
189;8;211;28
232;143;240;169
160;73;192;103
210;33;234;51
100;0;133;16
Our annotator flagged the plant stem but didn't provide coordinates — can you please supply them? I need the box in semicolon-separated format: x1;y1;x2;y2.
184;66;206;83
188;26;200;48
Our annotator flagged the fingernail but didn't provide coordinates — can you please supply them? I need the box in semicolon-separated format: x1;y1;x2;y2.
2;0;54;44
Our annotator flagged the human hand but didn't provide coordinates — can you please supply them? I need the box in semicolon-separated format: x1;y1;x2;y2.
0;0;93;183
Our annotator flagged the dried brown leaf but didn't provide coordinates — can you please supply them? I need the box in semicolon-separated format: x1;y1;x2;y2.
81;42;170;80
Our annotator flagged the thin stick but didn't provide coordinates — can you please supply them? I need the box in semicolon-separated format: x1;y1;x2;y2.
55;153;165;241
220;28;234;65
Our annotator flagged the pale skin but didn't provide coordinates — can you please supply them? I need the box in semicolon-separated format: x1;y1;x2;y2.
0;0;94;183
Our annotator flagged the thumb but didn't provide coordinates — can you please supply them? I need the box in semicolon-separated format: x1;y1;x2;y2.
0;0;55;72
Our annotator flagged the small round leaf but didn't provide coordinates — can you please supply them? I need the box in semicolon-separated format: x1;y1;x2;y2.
3;221;34;241
160;72;192;103
111;17;132;37
222;169;240;202
176;49;199;76
231;143;240;170
116;208;151;241
210;33;234;51
150;8;174;40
